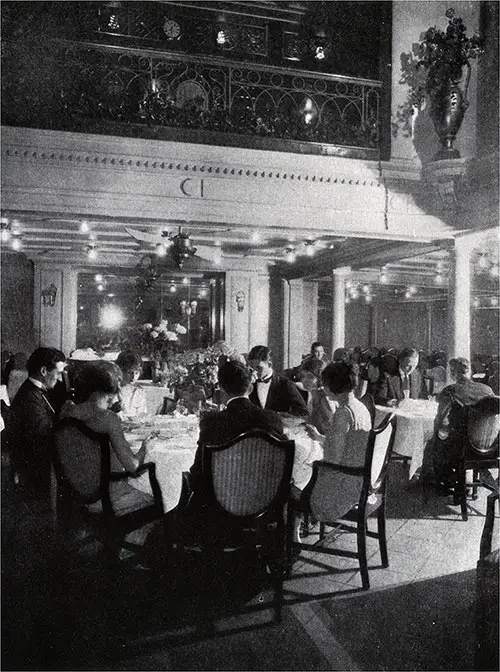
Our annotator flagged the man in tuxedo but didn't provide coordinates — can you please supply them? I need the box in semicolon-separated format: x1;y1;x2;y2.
375;347;427;406
4;347;67;501
247;345;308;417
188;359;285;493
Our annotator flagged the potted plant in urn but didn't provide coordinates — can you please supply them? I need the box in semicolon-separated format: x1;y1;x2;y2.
395;8;483;159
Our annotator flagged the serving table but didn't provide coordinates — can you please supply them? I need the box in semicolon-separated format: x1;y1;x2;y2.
125;413;323;512
375;400;438;479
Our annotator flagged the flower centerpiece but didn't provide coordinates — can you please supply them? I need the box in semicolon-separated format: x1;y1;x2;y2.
394;8;483;158
162;341;246;412
119;319;187;360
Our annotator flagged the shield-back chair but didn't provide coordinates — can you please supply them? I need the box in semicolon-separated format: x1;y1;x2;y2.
289;413;395;590
53;417;164;566
176;429;295;623
453;396;499;521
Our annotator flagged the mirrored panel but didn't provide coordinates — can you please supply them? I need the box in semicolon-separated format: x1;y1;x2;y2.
76;269;225;355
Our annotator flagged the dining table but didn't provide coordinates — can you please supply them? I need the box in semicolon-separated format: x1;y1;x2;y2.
124;412;324;512
374;399;439;479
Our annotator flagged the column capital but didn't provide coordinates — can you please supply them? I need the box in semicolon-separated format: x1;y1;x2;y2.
332;266;351;277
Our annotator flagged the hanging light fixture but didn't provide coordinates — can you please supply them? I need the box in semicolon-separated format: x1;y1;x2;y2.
169;227;197;269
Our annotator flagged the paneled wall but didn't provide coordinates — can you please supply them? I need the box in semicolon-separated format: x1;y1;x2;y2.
1;252;35;355
318;297;451;354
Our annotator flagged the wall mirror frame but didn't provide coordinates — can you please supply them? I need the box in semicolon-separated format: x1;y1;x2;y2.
76;268;225;356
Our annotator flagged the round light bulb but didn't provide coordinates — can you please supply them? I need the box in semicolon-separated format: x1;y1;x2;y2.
94;274;103;283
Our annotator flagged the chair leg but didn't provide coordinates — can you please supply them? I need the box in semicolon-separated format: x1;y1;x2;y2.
357;519;369;590
456;467;468;521
302;511;309;538
319;523;326;540
472;469;479;500
377;507;389;568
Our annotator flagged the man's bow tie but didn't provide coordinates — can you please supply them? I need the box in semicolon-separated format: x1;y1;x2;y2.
257;375;273;384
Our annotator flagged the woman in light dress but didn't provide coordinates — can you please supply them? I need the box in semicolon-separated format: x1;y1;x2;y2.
296;357;337;434
115;350;148;418
293;362;371;541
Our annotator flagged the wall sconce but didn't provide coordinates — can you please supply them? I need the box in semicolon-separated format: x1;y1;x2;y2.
11;237;23;251
87;245;98;260
0;223;11;243
235;290;245;312
41;283;57;307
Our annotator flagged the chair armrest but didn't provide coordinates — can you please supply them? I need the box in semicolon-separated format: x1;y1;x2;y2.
313;460;365;476
130;461;156;478
109;462;155;481
109;470;130;482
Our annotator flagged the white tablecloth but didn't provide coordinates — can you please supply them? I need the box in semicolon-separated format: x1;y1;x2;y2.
126;414;323;511
375;400;438;479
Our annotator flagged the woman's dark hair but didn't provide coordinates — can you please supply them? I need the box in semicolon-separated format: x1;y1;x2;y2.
74;361;122;401
321;362;357;394
115;350;142;374
299;357;325;379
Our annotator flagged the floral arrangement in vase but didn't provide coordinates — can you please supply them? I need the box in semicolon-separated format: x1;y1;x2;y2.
119;319;187;359
157;341;246;411
393;8;483;157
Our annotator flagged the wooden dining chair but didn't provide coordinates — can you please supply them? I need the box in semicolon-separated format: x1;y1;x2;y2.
53;417;164;566
475;492;499;670
289;413;396;590
452;396;499;521
176;429;295;623
359;392;376;426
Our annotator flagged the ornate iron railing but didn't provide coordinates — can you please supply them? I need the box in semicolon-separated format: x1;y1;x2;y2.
2;41;382;157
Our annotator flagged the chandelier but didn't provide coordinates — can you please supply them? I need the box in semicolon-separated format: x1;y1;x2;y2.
167;228;197;269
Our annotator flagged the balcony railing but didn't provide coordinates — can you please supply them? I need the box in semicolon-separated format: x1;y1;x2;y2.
2;41;382;159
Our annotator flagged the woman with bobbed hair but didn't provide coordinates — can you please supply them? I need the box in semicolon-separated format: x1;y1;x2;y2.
115;350;148;418
299;361;372;530
297;357;337;435
61;361;157;531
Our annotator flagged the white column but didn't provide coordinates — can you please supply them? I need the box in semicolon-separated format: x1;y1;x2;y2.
331;267;350;356
249;273;270;348
282;278;307;370
448;237;472;360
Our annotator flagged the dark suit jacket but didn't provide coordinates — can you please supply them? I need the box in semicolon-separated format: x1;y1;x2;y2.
248;374;308;417
4;379;56;498
374;369;427;405
189;396;285;490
